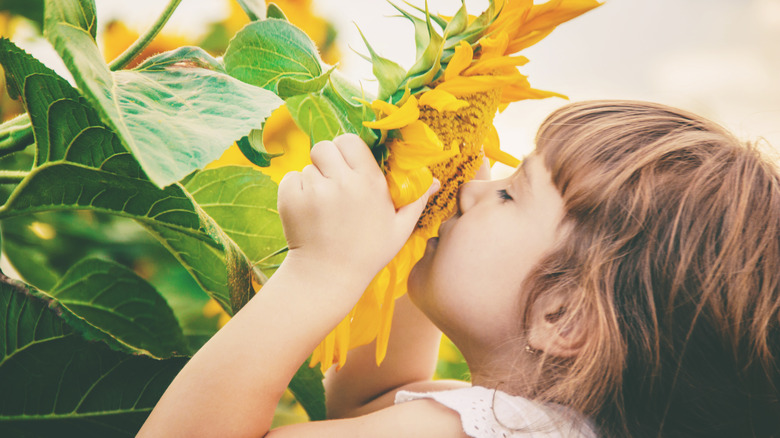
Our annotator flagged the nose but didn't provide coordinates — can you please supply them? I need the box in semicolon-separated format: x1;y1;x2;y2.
457;180;491;213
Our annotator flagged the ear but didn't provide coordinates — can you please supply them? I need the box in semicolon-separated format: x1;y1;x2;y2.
526;292;587;358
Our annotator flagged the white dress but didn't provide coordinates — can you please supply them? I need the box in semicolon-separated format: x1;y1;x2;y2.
395;386;597;438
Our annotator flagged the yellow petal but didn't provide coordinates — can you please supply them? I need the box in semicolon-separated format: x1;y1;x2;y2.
419;89;469;112
334;316;351;369
465;55;529;76
387;166;434;209
500;0;602;54
363;96;420;130
479;32;509;59
369;99;400;117
375;267;398;365
483;124;521;167
500;83;568;103
444;40;473;81
524;0;602;35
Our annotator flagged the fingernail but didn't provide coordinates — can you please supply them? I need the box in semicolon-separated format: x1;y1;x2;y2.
432;178;441;192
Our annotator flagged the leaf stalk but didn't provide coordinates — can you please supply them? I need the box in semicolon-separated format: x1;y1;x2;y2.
0;170;30;184
107;0;183;71
0;114;33;157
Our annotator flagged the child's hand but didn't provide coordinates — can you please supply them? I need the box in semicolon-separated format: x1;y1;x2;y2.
277;134;439;290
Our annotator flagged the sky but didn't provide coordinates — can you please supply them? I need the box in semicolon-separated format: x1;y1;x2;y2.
8;0;780;176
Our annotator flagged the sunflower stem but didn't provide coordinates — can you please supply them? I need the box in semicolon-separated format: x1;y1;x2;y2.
107;0;183;71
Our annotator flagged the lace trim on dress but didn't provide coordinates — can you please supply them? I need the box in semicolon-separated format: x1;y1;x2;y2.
395;386;596;438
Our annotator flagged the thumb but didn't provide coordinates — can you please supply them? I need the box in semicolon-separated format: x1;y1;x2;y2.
394;178;440;236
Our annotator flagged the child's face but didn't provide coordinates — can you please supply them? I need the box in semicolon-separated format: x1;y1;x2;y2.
408;154;566;355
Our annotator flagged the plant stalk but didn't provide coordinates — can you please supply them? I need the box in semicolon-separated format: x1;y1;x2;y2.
0;114;33;157
107;0;184;71
0;170;30;184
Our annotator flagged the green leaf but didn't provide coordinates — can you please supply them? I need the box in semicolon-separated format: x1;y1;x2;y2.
235;0;267;21
0;272;188;437
276;65;335;100
266;2;288;21
43;0;97;39
355;26;407;101
132;46;226;73
0;162;202;235
143;222;232;313
224;18;322;93
48;258;188;359
236;129;281;167
286;93;353;144
43;2;283;187
289;358;325;421
184;166;287;275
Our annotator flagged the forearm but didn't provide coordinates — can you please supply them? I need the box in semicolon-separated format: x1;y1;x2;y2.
139;257;367;438
325;293;442;418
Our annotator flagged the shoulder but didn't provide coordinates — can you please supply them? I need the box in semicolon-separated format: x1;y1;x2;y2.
265;397;469;438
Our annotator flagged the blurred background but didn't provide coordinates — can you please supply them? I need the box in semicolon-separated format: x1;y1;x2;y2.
1;0;778;425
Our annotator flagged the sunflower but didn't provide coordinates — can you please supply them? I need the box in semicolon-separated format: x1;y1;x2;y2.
303;0;601;371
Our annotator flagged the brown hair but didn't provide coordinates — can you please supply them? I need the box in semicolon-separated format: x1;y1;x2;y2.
522;100;780;437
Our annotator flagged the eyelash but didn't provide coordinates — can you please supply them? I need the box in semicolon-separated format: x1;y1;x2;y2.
497;189;513;202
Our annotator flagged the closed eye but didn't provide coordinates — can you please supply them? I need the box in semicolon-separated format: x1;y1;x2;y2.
497;189;513;201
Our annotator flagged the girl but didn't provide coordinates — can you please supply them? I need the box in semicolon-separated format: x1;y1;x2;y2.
140;100;780;437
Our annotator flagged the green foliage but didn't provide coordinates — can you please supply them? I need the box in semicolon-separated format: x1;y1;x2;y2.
0;0;338;430
42;0;283;187
0;273;188;437
48;258;188;359
224;18;322;94
286;92;354;144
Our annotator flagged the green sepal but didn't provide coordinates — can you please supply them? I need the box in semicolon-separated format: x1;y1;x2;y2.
277;65;335;99
443;0;500;50
355;25;407;101
389;2;430;61
236;129;282;167
266;2;288;21
403;0;448;29
405;1;444;78
443;1;469;37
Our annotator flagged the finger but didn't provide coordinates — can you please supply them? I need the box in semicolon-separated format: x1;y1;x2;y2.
394;179;440;237
301;163;323;190
332;133;377;172
310;140;349;178
277;171;303;212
